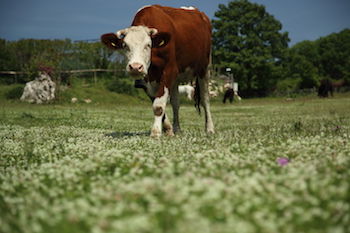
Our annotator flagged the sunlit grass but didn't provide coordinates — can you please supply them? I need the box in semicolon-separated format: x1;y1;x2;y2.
1;93;350;233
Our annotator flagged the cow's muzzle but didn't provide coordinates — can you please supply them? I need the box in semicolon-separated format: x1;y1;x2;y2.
128;63;144;75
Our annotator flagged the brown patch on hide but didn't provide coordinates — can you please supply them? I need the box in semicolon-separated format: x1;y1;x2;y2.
154;106;163;116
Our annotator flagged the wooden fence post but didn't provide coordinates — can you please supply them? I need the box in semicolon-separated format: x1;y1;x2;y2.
70;71;73;87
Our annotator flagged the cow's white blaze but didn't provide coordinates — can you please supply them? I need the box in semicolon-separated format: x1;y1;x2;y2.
117;26;157;79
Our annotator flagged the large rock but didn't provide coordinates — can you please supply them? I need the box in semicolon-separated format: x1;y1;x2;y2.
20;72;56;103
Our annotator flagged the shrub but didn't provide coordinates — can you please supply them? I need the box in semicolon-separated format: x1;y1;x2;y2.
106;78;139;96
276;77;301;92
4;84;24;99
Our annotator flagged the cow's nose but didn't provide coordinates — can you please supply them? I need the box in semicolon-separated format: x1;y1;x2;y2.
129;63;144;73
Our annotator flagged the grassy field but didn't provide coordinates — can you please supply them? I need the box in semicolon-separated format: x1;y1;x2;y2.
1;93;350;233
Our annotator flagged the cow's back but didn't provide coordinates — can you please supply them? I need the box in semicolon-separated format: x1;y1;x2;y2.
132;5;212;77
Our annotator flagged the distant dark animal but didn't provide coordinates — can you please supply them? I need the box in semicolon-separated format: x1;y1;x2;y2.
101;5;214;137
223;88;234;103
318;79;333;98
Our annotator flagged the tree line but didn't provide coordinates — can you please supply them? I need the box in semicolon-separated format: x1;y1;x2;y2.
0;38;126;84
212;0;350;96
1;0;349;97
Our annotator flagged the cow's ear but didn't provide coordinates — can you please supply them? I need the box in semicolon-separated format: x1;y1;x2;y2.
101;33;122;50
152;32;171;48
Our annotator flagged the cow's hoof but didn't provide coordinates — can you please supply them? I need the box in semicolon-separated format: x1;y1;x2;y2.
164;129;174;136
151;128;161;138
207;129;215;134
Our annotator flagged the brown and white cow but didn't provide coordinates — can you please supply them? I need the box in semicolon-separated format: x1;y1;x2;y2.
101;5;214;137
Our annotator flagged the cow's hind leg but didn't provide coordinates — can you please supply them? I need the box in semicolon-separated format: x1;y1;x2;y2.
197;71;215;133
162;113;174;136
170;84;181;133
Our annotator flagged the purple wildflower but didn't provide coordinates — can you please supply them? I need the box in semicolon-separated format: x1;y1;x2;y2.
277;157;289;166
333;126;340;134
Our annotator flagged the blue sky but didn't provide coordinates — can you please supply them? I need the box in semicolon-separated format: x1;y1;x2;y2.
1;0;349;46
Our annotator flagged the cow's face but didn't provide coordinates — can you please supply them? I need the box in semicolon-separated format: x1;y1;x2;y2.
117;26;158;79
101;26;171;80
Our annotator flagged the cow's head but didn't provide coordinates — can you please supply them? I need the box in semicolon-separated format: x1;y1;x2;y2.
101;25;165;79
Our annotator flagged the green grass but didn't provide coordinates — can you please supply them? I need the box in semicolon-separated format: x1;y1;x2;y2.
0;82;150;105
1;93;350;233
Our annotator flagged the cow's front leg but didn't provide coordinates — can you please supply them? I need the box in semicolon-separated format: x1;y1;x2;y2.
151;87;172;137
197;70;215;134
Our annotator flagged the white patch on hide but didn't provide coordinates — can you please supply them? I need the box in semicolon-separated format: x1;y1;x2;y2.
180;6;196;10
137;5;152;13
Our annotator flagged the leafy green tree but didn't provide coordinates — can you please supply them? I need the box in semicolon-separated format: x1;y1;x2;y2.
20;39;73;81
317;29;350;80
282;41;320;89
73;42;124;70
282;29;350;90
289;54;319;88
289;40;320;68
0;38;127;85
212;0;289;95
0;39;16;71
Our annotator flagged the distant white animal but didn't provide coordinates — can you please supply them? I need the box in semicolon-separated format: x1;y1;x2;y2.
178;85;194;100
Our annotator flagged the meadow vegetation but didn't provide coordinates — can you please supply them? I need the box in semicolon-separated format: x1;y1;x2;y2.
1;91;350;233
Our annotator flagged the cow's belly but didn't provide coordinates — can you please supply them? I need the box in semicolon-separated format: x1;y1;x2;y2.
146;67;196;97
176;67;194;84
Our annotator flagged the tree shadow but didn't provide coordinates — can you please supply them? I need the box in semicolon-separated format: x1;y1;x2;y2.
104;131;150;138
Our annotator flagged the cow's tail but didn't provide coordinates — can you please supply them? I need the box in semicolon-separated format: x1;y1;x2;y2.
194;77;201;115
